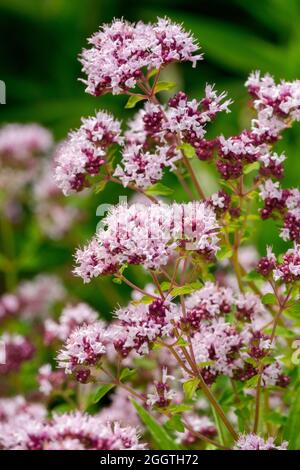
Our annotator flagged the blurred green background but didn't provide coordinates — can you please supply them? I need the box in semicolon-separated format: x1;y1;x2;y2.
1;0;300;315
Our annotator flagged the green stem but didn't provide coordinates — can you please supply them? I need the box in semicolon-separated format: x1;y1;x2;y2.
0;213;17;290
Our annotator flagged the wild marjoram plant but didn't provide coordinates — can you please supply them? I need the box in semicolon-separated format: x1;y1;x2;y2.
1;17;300;451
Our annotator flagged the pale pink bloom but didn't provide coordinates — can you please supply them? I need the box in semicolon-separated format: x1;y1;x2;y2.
176;414;216;445
0;123;52;161
0;396;46;423
57;322;109;382
0;333;34;374
0;411;145;450
80;18;202;96
235;433;288;450
54;111;122;195
114;301;178;356
38;364;66;396
74;202;219;282
44;302;100;343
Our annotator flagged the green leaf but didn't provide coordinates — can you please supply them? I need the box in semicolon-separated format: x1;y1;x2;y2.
175;337;189;347
177;143;196;159
112;277;122;284
93;384;115;404
145;183;174;196
165;415;185;433
154;81;177;93
168;404;192;414
285;303;300;319
147;68;159;79
261;293;277;305
216;245;233;261
245;374;259;389
170;281;202;297
120;368;136;382
211;406;226;446
283;385;300;449
125;95;147;109
94;179;107;194
183;378;200;400
131;399;181;450
152;341;163;351
160;281;171;291
132;295;153;305
244;161;260;175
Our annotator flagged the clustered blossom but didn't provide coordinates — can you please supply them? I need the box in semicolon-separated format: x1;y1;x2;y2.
184;282;234;328
80;18;202;96
114;87;231;188
98;388;139;427
184;282;264;328
44;302;100;343
261;361;290;387
114;142;180;188
0;123;53;196
74;202;219;282
0;396;46;423
0;333;34;374
57;322;109;383
114;300;177;357
273;245;300;283
257;244;300;284
166;88;231;154
0;411;145;450
146;367;177;408
208;190;231;216
246;72;300;138
33;160;79;239
180;284;288;386
234;433;288;451
37;364;66;396
0;275;65;322
0;123;52;162
259;180;300;243
189;319;244;382
206;72;300;181
176;414;217;445
54;111;122;195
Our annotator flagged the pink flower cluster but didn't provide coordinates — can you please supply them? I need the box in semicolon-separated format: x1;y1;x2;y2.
34;160;79;239
176;414;216;445
0;274;65;322
114;89;231;188
235;433;288;450
260;179;300;242
208;72;300;181
0;123;52;161
54;111;122;195
0;411;145;450
146;367;177;408
0;333;34;374
80;18;202;96
0;123;53;195
0;396;46;423
74;202;219;283
114;301;177;357
56;322;109;383
258;244;300;283
44;302;100;343
37;364;66;396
